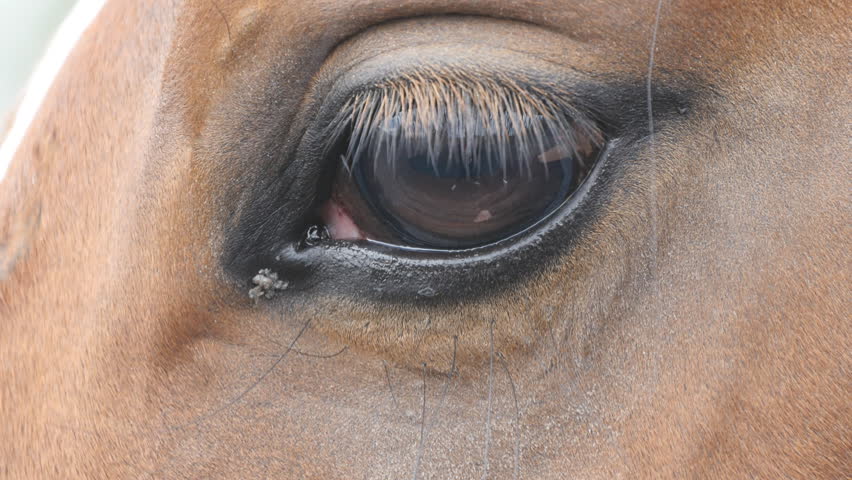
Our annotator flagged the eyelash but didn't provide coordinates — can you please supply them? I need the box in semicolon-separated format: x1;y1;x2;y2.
322;72;604;178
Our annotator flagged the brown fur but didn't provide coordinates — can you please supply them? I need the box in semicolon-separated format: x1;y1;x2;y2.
1;1;849;478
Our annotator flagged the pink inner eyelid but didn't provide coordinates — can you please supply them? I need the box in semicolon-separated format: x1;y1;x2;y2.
321;199;365;241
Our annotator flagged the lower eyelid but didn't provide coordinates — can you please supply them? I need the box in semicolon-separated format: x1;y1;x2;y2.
266;137;616;306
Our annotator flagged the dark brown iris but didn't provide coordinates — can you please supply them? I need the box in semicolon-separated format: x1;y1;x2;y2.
335;131;599;249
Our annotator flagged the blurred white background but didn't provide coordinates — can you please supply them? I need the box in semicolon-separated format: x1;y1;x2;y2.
0;0;76;116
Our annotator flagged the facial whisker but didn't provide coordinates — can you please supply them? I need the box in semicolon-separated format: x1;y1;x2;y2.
498;352;522;480
481;319;495;480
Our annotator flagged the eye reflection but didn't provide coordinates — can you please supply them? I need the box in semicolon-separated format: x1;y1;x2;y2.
319;73;604;250
350;131;592;248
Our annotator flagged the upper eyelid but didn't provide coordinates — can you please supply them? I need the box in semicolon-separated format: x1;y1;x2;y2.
321;70;604;174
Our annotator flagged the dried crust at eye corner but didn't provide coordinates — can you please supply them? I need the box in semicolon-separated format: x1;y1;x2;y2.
248;268;289;301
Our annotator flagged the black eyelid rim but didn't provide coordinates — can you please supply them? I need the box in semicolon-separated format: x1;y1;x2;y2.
269;140;616;303
350;141;613;255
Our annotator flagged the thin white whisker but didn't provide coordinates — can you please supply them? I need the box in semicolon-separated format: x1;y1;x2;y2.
647;0;665;273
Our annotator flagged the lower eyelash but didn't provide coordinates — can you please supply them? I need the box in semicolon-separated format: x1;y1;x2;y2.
322;70;604;180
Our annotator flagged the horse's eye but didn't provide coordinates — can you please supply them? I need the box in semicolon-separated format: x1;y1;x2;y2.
318;80;604;250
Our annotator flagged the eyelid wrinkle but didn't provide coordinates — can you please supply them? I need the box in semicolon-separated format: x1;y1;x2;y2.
322;69;604;178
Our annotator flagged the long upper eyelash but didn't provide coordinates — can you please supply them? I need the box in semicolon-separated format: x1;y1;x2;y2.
323;70;604;175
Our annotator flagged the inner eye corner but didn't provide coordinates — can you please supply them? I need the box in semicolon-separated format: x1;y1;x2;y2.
309;74;608;252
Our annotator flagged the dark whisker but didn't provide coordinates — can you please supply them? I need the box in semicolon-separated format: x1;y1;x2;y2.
168;318;312;430
415;362;428;479
383;360;401;412
251;345;349;360
498;352;522;480
412;336;458;480
481;320;495;480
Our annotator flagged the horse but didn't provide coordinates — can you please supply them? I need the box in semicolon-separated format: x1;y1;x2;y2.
1;0;848;478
